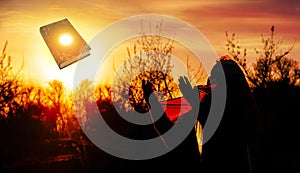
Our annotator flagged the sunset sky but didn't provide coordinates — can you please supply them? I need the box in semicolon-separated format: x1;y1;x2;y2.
1;0;299;89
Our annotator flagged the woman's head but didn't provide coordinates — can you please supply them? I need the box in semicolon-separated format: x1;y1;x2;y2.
209;55;249;91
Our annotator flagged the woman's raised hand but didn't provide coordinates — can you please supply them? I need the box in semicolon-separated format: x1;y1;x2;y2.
178;76;199;108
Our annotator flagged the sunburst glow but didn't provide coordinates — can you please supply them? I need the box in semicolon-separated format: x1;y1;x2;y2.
59;33;73;46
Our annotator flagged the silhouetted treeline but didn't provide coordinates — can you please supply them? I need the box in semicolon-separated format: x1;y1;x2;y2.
253;84;300;172
225;26;300;172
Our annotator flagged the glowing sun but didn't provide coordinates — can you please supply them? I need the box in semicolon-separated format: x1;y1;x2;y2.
59;33;73;46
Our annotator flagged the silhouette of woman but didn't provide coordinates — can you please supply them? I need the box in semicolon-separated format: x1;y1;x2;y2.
101;56;262;172
179;55;263;173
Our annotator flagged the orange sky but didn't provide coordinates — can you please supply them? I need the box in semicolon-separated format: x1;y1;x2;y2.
1;0;299;89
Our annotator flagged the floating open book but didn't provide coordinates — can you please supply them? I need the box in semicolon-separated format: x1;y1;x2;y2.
40;18;91;69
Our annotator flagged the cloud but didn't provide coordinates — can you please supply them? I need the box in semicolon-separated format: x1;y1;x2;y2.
182;0;300;19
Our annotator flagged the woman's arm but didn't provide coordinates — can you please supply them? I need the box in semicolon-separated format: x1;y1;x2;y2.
142;80;174;133
178;76;211;126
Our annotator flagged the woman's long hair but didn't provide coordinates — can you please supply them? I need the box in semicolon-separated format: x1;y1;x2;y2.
210;56;264;172
210;57;262;141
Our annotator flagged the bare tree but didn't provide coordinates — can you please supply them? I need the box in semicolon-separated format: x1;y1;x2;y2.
0;41;23;118
73;79;99;131
112;21;180;112
186;55;207;86
225;32;248;71
46;80;77;138
225;26;299;89
95;83;113;112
